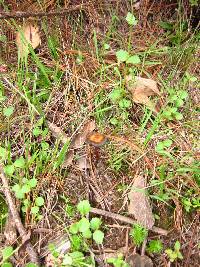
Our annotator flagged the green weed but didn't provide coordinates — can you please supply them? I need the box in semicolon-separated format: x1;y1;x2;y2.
147;240;163;254
130;224;148;247
107;254;129;267
165;241;183;262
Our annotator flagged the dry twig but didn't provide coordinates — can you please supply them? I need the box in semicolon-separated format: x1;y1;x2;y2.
0;4;87;19
91;207;168;236
0;165;40;266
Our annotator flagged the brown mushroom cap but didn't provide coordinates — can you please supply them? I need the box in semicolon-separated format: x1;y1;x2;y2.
86;132;107;147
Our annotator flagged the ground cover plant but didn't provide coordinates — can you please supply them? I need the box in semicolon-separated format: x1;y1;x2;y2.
0;0;199;266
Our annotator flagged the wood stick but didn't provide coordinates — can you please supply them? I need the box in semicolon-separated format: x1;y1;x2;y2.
0;165;40;266
91;207;168;236
0;4;86;19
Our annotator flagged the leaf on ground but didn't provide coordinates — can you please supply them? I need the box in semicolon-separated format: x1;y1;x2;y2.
61;120;95;169
126;254;153;267
126;75;160;111
62;150;74;169
16;23;41;58
128;175;155;229
71;120;96;149
47;121;69;144
76;156;89;170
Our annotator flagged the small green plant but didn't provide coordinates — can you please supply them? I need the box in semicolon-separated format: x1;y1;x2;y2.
126;12;138;26
182;196;200;212
162;89;188;121
155;139;174;160
69;200;104;245
150;165;173;205
3;106;14;118
1;148;44;221
48;200;102;266
107;254;129;267
0;246;14;266
130;224;148;247
165;241;183;262
147;240;163;254
109;86;131;128
189;0;199;6
109;87;131;109
61;195;75;218
48;243;93;267
116;50;140;65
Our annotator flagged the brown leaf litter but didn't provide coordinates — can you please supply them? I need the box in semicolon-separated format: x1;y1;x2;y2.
126;75;160;111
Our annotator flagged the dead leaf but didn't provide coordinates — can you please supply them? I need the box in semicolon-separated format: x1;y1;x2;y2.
47;121;69;144
62;150;74;169
128;175;155;229
71;120;96;149
126;75;160;111
126;254;153;267
16;23;41;58
77;155;89;170
61;120;95;169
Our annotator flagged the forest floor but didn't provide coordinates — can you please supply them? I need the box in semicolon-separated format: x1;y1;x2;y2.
0;1;199;267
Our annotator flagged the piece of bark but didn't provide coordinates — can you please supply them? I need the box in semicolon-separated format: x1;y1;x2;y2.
41;233;70;258
4;211;17;245
128;175;155;230
126;254;153;267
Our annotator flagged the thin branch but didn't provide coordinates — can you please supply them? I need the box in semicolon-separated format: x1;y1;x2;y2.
0;165;40;266
91;207;168;236
0;4;87;19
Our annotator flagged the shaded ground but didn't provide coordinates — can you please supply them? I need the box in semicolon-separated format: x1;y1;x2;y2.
0;0;200;266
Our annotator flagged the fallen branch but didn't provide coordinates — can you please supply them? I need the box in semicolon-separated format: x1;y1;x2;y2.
0;165;40;266
91;207;168;236
0;4;86;19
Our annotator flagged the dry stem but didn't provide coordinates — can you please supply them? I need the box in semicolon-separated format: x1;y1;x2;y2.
91;207;168;236
0;4;86;19
0;165;40;265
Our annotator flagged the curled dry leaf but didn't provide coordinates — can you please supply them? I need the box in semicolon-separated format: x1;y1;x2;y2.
128;175;155;229
77;155;89;170
71;120;96;149
16;23;41;58
47;121;69;144
126;75;160;111
62;120;95;168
